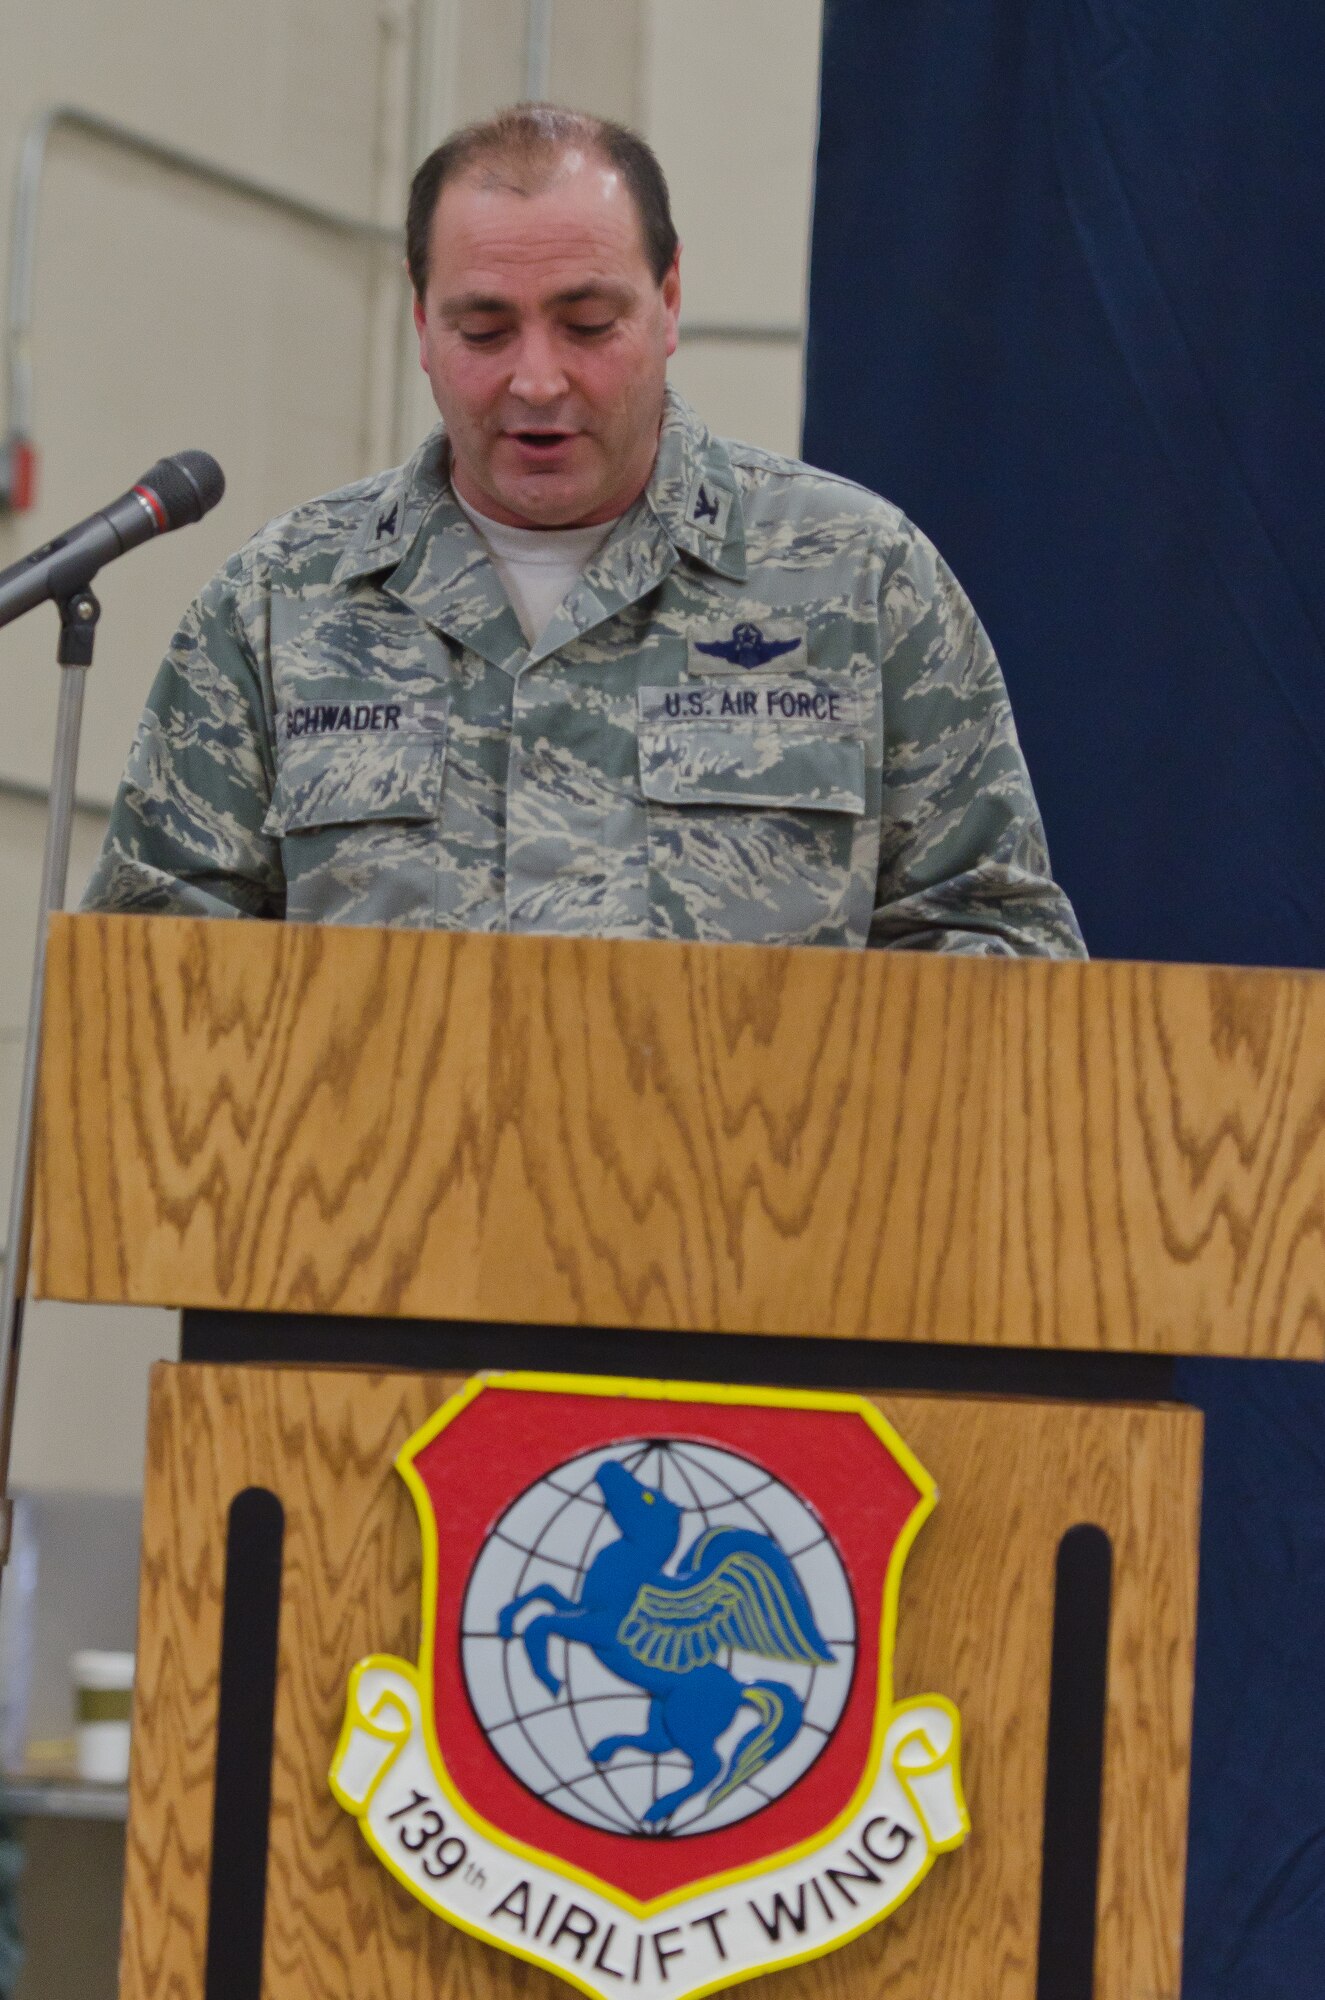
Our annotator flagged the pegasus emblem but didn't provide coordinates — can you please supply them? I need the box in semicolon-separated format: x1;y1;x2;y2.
692;622;801;670
498;1458;834;1827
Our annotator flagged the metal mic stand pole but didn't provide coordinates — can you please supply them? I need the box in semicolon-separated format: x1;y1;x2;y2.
0;583;100;1572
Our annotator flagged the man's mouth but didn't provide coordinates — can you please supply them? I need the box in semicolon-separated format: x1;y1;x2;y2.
506;429;577;458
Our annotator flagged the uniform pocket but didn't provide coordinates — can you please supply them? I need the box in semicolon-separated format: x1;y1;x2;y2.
638;676;866;812
638;678;867;945
640;730;865;813
262;709;447;925
263;730;443;836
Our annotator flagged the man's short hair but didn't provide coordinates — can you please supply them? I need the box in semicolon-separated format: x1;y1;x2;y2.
406;103;679;299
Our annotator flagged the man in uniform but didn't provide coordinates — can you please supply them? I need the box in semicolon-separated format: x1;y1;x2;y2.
83;105;1084;957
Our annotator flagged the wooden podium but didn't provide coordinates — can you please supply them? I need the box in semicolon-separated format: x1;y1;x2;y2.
31;913;1325;2000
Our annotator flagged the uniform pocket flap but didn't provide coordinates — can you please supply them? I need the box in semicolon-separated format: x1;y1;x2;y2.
639;678;866;814
263;730;443;835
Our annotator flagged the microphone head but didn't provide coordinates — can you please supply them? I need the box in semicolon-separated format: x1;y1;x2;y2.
139;451;226;528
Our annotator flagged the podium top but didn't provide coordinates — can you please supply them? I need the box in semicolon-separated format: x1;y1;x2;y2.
32;912;1325;1358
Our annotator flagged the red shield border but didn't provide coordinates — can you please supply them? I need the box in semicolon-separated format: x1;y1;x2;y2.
397;1372;935;1917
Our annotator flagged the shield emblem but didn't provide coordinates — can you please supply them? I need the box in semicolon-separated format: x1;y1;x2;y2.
331;1372;967;1997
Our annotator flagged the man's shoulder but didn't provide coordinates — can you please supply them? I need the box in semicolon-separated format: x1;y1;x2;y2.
234;464;404;583
718;434;910;546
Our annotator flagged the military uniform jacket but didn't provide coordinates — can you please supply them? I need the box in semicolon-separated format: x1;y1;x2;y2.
84;390;1084;957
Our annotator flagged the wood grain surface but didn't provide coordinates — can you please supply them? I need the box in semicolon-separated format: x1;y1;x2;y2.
122;1364;1200;2000
34;911;1325;1353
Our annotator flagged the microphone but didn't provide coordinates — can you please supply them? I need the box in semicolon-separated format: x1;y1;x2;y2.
0;451;225;632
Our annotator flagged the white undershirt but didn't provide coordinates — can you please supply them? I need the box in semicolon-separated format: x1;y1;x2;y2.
455;489;620;646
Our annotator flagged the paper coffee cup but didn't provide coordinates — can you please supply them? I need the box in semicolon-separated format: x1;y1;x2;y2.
71;1649;134;1784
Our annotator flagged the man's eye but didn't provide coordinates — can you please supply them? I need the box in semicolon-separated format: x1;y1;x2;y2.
458;328;507;346
568;321;615;338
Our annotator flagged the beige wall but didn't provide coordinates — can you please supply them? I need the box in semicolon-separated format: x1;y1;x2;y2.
647;0;820;456
0;0;419;806
0;788;173;1496
0;0;824;1504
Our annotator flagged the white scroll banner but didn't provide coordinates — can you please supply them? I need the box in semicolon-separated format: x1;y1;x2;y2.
331;1656;969;2000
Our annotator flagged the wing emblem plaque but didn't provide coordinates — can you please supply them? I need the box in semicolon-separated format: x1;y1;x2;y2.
330;1371;968;1998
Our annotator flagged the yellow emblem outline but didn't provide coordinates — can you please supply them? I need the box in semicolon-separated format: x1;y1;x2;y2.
335;1368;946;1925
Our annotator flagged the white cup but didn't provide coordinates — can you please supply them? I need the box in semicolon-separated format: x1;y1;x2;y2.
70;1649;134;1784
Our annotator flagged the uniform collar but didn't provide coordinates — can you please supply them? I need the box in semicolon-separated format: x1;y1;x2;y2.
329;387;747;671
330;429;447;590
644;385;747;582
330;432;452;592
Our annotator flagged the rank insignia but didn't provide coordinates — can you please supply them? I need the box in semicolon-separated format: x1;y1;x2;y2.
685;475;732;540
330;1372;968;1999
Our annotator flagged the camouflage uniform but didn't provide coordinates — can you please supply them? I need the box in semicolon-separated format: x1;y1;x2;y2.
83;389;1084;956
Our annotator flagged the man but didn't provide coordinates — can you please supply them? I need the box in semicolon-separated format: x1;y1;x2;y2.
83;105;1084;956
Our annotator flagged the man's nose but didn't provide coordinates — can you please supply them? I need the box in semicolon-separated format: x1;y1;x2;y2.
508;327;570;406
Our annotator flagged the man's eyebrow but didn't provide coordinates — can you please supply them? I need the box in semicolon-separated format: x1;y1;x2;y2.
439;281;634;320
548;282;633;309
439;291;512;320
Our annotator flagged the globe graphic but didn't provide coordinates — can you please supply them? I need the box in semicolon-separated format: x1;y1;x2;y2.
461;1438;857;1838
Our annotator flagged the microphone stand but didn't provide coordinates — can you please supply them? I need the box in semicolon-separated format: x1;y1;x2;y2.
0;582;100;1569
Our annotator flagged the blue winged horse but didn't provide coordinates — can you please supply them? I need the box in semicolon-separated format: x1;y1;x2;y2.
498;1460;835;1825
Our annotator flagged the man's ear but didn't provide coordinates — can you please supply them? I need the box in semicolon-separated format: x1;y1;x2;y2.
662;247;682;359
412;292;429;368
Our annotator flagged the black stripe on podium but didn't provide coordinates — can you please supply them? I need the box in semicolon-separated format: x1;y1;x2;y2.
1036;1522;1114;2000
181;1310;1176;1405
204;1485;285;2000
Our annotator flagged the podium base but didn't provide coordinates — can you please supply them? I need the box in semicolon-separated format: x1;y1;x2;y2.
130;1350;1198;2000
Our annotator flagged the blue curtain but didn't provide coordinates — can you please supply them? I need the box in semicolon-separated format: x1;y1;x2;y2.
803;4;1325;1993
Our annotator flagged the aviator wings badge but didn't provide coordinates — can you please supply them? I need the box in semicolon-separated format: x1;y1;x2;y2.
330;1372;969;1999
692;621;801;668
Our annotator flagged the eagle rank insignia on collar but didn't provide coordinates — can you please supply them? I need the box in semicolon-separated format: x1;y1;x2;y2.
330;1372;968;1999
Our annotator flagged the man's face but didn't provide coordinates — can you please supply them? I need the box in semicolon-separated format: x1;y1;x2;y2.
413;151;681;528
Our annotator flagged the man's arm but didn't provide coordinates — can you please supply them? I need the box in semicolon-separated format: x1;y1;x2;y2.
81;555;285;919
869;527;1085;957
